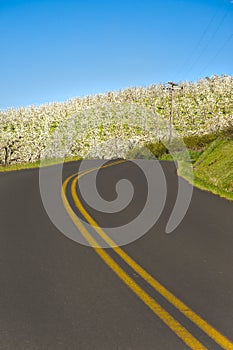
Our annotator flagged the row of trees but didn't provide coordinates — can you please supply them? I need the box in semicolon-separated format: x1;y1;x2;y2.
0;75;232;164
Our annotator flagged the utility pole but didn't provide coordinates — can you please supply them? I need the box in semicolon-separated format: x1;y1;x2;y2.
164;82;181;144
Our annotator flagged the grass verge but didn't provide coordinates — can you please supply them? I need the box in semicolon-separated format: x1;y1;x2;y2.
0;156;83;172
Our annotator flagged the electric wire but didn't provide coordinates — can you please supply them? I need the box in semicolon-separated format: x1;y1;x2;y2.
182;10;228;78
177;7;220;81
198;33;233;76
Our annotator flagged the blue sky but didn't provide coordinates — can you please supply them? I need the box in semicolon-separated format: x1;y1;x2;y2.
1;0;233;109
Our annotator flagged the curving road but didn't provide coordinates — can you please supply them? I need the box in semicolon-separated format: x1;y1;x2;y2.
0;160;232;350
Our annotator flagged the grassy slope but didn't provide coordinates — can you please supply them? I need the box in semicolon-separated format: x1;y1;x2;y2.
178;138;233;201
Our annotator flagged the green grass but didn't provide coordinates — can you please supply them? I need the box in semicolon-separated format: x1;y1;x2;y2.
0;155;83;172
178;138;233;201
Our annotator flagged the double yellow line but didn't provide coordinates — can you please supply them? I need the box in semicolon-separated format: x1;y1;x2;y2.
61;160;233;350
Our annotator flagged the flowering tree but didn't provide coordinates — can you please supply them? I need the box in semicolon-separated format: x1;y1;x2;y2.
0;75;232;164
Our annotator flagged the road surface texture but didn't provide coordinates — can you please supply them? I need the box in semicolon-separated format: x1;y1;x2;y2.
0;160;232;350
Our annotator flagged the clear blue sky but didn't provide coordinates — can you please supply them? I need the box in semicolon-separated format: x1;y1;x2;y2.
1;0;233;109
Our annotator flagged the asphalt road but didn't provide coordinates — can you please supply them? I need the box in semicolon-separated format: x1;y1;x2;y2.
0;160;232;350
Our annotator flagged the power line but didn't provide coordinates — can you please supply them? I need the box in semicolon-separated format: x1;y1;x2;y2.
198;33;233;76
183;10;228;77
177;7;219;81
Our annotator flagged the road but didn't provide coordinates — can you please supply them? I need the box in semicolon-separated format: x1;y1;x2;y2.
0;160;232;350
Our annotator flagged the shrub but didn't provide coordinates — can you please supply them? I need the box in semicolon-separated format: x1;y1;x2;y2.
146;141;168;158
220;122;233;139
126;145;156;159
182;133;218;151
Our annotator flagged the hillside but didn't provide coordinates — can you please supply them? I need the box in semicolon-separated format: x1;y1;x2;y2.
0;75;232;200
178;136;233;201
0;75;233;165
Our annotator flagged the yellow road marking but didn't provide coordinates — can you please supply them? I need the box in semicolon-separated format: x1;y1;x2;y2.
71;167;233;350
62;160;233;350
61;173;206;349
